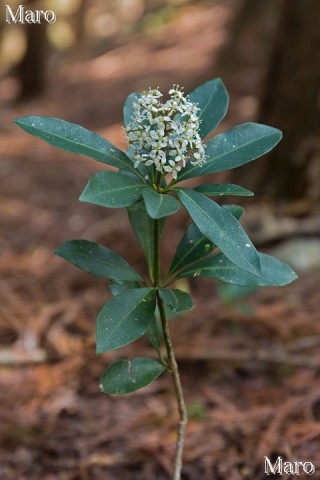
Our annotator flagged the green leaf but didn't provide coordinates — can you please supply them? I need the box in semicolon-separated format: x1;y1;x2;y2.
168;205;244;276
96;288;156;354
127;201;165;281
142;187;180;219
159;288;193;312
176;188;261;276
100;357;165;394
177;252;297;286
169;223;215;276
55;240;142;281
109;279;141;296
145;317;162;354
175;123;282;183
188;78;229;139
14;116;142;179
123;92;141;128
222;204;244;220
194;184;253;197
217;282;259;302
80;171;144;208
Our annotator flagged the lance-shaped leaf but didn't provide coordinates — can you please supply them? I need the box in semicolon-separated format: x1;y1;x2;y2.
168;205;244;276
100;358;165;395
123;92;141;128
217;283;259;302
96;288;156;354
127;201;165;281
176;189;261;276
56;240;142;281
109;279;141;296
169;223;215;276
80;171;144;208
222;204;244;220
145;317;162;354
194;184;253;197
177;252;298;287
159;288;193;312
108;280;162;353
108;281;162;353
142;187;180;219
14;116;142;179
188;78;229;139
175;123;282;183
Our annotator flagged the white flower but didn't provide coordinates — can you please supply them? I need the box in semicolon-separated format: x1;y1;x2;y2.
126;85;206;178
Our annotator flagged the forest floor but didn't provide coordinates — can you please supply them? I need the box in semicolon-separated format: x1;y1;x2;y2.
1;1;320;479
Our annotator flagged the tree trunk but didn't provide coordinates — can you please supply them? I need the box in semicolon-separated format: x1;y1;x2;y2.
234;0;320;200
72;0;88;57
16;0;48;99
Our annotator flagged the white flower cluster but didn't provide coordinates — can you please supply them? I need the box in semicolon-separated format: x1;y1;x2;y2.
126;86;206;179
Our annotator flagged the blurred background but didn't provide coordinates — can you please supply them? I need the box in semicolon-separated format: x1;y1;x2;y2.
1;0;320;479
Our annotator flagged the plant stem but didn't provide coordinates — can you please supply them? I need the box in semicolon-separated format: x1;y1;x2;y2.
153;218;188;480
157;291;188;480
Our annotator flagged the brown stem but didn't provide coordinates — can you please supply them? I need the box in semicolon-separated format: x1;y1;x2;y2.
156;290;188;480
153;214;188;479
